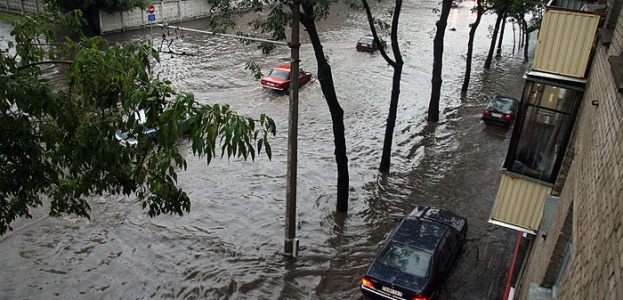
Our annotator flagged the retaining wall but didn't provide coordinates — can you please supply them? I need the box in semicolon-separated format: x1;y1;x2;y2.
0;0;43;14
0;0;213;35
98;0;213;35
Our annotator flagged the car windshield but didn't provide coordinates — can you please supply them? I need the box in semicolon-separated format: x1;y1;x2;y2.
269;69;290;80
488;98;515;113
358;37;373;44
377;241;432;278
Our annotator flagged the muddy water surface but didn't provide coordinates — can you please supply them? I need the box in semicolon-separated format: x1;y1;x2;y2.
0;1;532;299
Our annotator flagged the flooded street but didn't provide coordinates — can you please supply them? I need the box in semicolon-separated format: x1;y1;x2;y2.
1;1;532;299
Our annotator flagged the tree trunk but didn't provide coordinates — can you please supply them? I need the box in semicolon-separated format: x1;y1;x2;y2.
483;11;503;69
361;0;405;173
511;20;516;54
427;0;453;122
379;55;403;173
461;0;484;92
300;4;349;212
522;17;530;62
496;14;507;57
519;21;524;49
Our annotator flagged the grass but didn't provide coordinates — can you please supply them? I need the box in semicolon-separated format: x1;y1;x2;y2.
0;11;22;24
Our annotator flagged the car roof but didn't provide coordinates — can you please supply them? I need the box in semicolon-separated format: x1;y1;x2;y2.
390;206;467;251
407;206;467;231
274;64;291;71
391;218;448;252
493;95;519;102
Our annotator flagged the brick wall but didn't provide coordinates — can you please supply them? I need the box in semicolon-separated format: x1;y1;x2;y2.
513;5;623;299
516;7;623;299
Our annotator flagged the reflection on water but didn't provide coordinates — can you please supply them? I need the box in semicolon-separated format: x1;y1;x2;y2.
0;0;532;298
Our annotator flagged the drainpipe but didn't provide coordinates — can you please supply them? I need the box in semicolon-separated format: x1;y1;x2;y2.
504;231;524;299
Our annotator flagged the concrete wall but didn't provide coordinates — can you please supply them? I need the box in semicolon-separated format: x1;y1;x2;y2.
98;0;213;34
516;4;623;299
0;0;213;35
0;0;43;14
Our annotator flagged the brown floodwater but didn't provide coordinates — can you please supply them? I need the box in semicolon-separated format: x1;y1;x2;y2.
0;1;532;299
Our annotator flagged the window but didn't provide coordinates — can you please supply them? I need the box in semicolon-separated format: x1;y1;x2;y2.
377;241;432;278
269;69;289;80
505;81;581;183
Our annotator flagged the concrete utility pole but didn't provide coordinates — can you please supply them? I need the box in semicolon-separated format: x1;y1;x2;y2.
284;0;301;258
154;19;301;257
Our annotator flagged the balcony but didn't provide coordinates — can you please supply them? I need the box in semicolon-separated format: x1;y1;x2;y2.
489;173;553;234
489;6;599;233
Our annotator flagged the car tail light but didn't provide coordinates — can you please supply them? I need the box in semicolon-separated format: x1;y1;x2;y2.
361;277;373;287
411;298;427;300
483;110;490;116
505;114;511;120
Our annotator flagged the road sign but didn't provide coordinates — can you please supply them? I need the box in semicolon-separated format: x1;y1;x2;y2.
148;14;155;22
148;5;155;14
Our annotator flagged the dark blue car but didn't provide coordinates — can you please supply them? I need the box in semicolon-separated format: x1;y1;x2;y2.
356;34;387;52
361;206;467;300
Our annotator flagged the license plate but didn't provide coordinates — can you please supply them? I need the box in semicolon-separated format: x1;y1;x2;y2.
492;113;502;118
382;286;403;297
267;82;274;87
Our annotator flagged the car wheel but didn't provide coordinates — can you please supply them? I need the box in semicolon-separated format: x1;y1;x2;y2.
284;87;289;94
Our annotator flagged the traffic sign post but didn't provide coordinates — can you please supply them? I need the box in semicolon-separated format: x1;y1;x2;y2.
147;4;156;22
147;5;156;43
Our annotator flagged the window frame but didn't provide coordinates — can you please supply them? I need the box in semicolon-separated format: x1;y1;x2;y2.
503;76;583;184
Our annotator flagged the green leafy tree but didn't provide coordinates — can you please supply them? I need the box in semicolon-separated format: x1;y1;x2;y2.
483;0;543;68
0;9;276;235
462;0;489;92
511;0;544;62
483;6;507;69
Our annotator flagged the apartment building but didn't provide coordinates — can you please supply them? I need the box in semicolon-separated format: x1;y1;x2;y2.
487;0;623;298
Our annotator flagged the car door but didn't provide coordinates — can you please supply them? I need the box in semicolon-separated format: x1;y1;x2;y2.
298;69;308;85
444;229;462;275
437;231;452;277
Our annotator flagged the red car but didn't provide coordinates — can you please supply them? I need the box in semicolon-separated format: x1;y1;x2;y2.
260;64;312;93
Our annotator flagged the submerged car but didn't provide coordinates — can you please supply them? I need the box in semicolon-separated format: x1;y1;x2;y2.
260;64;312;94
356;34;387;52
482;95;520;127
115;109;189;146
361;206;468;300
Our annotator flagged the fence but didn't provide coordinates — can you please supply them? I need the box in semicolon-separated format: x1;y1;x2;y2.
98;0;213;34
0;0;213;35
0;0;43;14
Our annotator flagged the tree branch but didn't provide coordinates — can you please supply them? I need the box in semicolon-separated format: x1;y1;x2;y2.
17;60;73;71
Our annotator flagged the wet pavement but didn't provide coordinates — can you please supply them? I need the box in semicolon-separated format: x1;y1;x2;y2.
0;1;532;299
